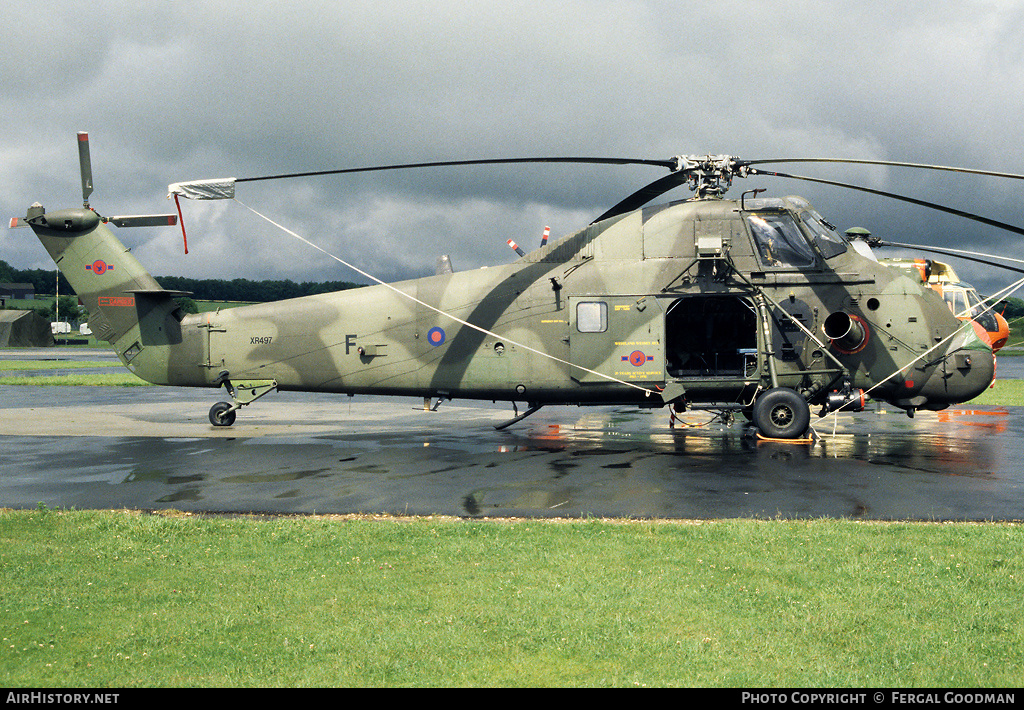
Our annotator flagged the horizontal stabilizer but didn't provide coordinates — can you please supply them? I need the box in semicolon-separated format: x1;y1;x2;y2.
167;178;237;200
8;217;28;228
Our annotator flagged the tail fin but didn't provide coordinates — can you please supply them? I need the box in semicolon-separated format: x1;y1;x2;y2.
25;203;188;351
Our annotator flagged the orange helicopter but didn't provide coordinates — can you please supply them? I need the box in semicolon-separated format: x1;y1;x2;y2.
877;253;1010;351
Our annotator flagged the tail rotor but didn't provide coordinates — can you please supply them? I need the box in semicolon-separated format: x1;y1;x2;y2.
10;132;179;232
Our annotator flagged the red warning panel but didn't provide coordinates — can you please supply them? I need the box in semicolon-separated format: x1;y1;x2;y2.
97;296;135;307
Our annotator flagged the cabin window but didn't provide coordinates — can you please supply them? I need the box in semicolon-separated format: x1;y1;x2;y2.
747;213;817;268
576;301;607;333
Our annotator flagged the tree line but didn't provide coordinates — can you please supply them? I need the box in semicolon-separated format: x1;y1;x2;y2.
5;257;1024;321
1;259;365;304
152;275;365;303
0;260;73;297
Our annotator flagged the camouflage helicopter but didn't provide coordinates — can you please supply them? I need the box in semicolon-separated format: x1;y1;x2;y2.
14;134;1022;439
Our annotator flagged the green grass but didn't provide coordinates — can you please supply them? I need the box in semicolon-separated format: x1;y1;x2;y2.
0;361;118;371
968;379;1024;407
0;358;147;386
0;510;1021;687
192;300;255;312
0;372;151;386
1;298;48;311
1004;317;1024;348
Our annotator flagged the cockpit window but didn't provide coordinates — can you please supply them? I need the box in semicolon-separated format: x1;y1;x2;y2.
799;210;848;259
945;287;986;318
945;286;1000;331
746;213;817;268
943;289;966;316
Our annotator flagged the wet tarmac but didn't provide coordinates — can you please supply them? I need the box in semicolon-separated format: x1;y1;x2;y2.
1;347;1023;520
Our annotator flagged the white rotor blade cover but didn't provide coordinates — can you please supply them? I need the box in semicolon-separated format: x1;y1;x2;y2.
167;178;237;200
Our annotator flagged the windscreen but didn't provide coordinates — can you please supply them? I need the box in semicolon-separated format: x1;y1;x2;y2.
798;210;848;259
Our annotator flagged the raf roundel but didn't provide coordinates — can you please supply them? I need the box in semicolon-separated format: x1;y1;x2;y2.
86;260;113;275
625;350;650;367
427;326;446;347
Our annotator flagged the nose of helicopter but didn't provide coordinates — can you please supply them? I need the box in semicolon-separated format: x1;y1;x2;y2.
915;321;996;408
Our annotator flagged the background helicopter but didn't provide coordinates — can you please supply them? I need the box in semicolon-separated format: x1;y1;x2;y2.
878;256;1010;352
15;136;1024;438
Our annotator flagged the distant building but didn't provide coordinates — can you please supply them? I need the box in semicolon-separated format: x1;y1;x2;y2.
0;283;35;300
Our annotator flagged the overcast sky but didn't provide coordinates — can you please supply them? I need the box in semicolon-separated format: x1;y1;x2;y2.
3;0;1024;297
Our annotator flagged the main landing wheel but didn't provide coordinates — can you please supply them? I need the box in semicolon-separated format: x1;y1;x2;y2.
752;388;810;439
209;401;236;427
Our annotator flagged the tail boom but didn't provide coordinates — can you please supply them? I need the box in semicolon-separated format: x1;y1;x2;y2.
25;203;195;384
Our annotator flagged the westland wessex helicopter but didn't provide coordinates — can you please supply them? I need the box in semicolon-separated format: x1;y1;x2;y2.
14;134;1023;439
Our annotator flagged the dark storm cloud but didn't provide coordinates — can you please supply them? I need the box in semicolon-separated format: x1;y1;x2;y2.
3;0;1024;296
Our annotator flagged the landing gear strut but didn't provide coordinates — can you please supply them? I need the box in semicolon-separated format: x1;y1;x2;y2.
208;371;278;427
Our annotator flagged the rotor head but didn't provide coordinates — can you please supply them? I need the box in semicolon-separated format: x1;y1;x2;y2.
668;155;751;198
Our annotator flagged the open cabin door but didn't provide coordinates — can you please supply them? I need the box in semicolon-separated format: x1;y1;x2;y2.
568;296;664;384
664;295;758;380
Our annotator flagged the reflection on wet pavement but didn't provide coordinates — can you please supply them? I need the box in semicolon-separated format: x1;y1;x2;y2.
0;383;1020;521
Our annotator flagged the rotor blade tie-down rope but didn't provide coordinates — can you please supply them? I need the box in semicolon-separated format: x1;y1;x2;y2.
231;198;657;397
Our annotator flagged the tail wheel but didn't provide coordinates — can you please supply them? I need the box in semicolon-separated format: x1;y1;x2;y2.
209;401;236;427
752;388;810;439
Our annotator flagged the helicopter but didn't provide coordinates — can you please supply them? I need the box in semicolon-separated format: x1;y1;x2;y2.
13;135;1022;439
877;256;1010;352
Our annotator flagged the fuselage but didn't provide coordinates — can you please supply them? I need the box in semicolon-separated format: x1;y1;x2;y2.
116;194;994;414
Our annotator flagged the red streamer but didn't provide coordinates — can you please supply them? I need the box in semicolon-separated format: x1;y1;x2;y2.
173;193;188;254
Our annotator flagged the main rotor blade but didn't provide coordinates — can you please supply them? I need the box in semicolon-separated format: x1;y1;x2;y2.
236;156;678;185
877;240;1024;274
746;158;1024;182
748;168;1024;238
77;132;93;206
105;214;178;228
591;171;690;223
